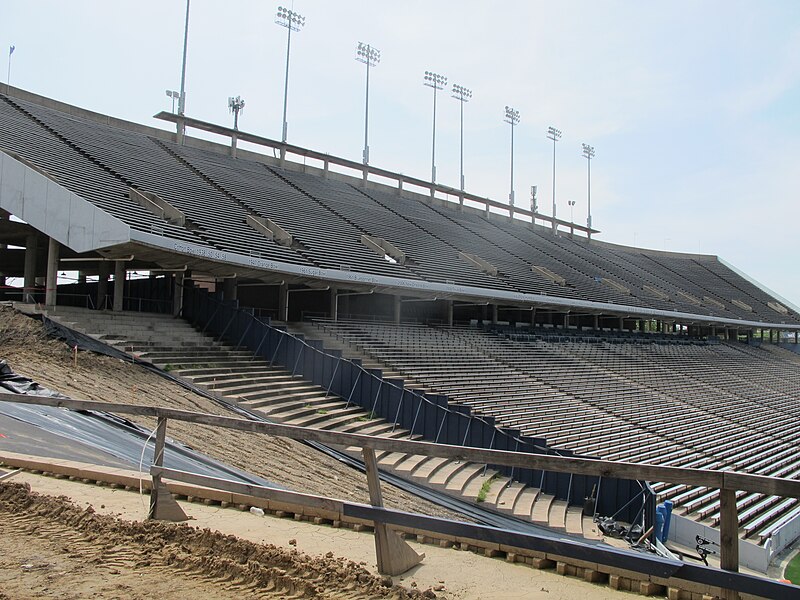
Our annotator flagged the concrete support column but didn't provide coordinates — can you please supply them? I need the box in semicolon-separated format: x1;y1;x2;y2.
23;234;38;302
172;272;185;317
222;277;238;302
618;317;624;331
113;260;125;312
795;331;798;344
563;313;569;328
96;262;110;310
531;307;537;326
329;287;338;321
77;272;87;285
45;237;60;308
491;304;499;324
446;300;453;327
393;296;401;324
593;314;599;330
277;283;288;322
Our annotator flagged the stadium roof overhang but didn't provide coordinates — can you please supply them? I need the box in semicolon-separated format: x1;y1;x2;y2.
2;141;797;331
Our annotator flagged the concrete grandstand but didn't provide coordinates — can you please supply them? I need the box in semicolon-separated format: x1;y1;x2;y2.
1;83;800;578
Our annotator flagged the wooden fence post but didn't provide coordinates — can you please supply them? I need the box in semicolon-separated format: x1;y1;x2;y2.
148;416;187;522
362;446;424;576
719;488;740;600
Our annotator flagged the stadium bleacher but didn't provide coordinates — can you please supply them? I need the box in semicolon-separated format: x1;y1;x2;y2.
1;85;799;571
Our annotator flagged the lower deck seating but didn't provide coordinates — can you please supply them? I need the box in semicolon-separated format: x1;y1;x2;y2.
312;318;800;546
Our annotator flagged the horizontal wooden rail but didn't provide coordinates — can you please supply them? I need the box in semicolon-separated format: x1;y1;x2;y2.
151;466;795;599
2;392;798;498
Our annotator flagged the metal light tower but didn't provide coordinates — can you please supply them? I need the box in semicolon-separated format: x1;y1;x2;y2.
228;96;245;130
568;200;576;223
504;106;520;211
452;83;472;191
7;45;14;88
582;143;595;237
166;90;180;113
276;5;306;144
423;71;447;184
178;0;190;115
547;126;562;232
355;42;380;165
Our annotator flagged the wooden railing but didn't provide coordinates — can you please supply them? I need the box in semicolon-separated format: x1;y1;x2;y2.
1;391;797;599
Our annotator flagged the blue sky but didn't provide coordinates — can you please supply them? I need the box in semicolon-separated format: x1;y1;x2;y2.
2;1;799;305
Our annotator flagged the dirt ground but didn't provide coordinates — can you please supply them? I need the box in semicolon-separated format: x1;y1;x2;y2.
0;473;635;600
0;305;453;518
0;480;416;600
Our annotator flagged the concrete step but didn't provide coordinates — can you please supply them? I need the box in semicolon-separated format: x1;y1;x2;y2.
228;381;316;400
565;506;584;536
238;387;324;404
531;493;555;524
512;488;540;519
207;380;304;395
239;390;328;410
548;499;568;531
429;460;471;489
289;406;366;429
495;481;526;514
463;470;501;501
410;456;449;480
178;364;271;377
444;463;486;496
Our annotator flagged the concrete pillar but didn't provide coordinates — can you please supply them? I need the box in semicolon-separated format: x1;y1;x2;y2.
113;260;125;312
531;307;537;326
77;272;87;285
446;300;453;327
45;237;60;308
491;304;499;324
172;271;185;317
393;296;401;324
329;287;338;321
23;234;38;303
795;331;798;344
563;313;569;328
618;317;624;331
97;262;109;310
593;314;599;330
222;277;238;302
278;283;288;322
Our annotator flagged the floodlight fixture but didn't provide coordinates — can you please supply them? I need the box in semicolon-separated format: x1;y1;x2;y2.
452;83;472;191
423;71;447;184
504;106;521;209
547;126;562;232
166;89;180;113
276;5;306;144
356;42;381;164
582;143;595;234
228;95;245;130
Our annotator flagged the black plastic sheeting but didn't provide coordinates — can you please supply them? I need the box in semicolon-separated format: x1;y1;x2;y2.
0;360;277;488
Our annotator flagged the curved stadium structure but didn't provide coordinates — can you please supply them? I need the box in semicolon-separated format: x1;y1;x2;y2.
1;85;799;573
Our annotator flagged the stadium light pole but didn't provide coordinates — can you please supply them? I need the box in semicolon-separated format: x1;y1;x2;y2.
452;84;472;191
582;143;595;238
178;0;190;116
547;126;562;233
568;200;576;223
355;42;380;165
504;106;520;215
276;6;305;146
424;71;447;185
6;45;14;88
228;96;245;130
